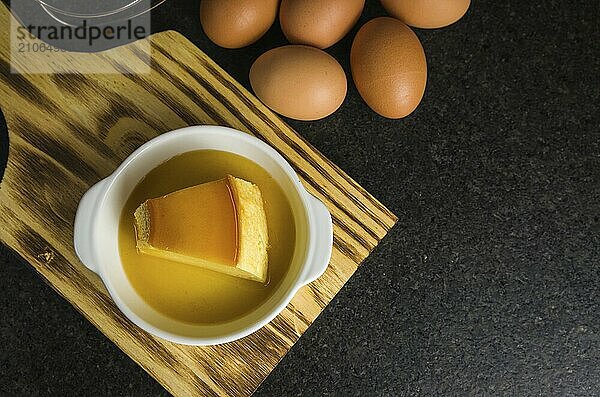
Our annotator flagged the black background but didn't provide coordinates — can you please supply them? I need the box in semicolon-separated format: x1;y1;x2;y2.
2;0;600;395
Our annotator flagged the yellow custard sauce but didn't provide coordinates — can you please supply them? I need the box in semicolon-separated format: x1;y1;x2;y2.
119;150;295;324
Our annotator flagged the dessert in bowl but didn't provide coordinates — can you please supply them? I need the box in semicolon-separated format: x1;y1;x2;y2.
74;125;332;345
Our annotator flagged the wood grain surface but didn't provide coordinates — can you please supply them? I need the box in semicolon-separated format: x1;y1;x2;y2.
0;3;396;396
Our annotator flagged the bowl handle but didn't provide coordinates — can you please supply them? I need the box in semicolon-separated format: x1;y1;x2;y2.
300;194;333;285
73;178;108;275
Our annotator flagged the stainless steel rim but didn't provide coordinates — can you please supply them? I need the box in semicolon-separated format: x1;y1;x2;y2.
35;0;168;26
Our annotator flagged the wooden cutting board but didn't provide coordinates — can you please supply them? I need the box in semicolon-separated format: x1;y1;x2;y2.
0;3;396;396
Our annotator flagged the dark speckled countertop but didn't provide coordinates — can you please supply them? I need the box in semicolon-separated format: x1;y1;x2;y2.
1;0;599;395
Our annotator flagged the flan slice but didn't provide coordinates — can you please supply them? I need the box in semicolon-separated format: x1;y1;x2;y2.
133;175;268;283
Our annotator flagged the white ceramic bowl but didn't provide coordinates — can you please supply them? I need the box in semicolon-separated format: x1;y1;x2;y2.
73;125;333;345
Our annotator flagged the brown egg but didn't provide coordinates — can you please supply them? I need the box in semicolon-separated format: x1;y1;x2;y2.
380;0;470;29
279;0;365;49
351;17;427;119
200;0;279;48
250;45;347;121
